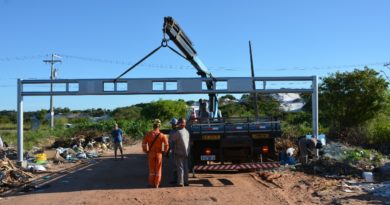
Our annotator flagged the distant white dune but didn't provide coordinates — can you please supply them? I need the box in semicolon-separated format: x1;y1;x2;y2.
274;93;305;112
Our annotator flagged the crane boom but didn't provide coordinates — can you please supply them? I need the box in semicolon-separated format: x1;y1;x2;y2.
163;16;219;118
163;16;212;79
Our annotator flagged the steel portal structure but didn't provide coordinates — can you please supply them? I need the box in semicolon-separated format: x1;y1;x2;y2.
16;76;318;163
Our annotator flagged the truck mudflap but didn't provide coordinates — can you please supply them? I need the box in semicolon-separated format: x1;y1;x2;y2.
193;162;280;171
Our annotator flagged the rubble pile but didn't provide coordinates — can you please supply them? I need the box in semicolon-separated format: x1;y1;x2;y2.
322;141;350;161
275;137;298;153
304;141;387;177
303;158;362;178
0;149;34;192
0;134;112;193
341;180;390;198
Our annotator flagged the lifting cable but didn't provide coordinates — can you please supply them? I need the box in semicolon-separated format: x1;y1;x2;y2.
115;22;190;82
114;39;191;82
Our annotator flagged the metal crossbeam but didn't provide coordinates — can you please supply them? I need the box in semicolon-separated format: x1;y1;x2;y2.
20;76;315;96
16;76;319;163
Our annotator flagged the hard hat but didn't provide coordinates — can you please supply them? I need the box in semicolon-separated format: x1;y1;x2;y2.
153;119;161;125
170;118;178;125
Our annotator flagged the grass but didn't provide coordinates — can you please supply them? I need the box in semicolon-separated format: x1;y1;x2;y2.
343;148;384;168
0;124;75;150
0;119;151;151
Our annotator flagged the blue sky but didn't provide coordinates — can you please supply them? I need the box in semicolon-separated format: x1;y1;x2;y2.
1;0;389;111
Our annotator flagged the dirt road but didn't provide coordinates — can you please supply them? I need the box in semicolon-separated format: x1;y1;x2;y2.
0;144;385;205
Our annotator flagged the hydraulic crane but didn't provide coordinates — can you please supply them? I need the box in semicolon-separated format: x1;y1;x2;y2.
115;16;219;118
163;16;219;118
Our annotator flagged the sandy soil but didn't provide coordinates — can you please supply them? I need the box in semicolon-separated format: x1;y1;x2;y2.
0;143;386;205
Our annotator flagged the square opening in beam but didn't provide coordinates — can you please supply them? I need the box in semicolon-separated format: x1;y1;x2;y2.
116;82;128;91
216;81;227;90
152;82;164;91
104;82;115;91
255;81;265;90
53;83;66;92
202;81;208;90
23;84;51;92
266;81;312;89
165;82;177;90
68;83;79;92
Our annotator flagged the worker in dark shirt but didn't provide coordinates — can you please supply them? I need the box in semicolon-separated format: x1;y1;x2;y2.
112;123;124;160
298;135;321;164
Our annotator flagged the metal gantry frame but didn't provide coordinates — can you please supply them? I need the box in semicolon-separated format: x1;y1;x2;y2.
16;76;318;163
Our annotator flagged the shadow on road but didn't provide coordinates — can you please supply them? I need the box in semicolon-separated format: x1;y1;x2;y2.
7;151;235;197
10;153;175;196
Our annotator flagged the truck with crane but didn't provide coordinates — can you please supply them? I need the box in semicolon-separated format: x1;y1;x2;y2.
163;17;281;170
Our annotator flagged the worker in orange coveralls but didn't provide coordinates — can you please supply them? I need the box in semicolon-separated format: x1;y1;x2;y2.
142;119;169;188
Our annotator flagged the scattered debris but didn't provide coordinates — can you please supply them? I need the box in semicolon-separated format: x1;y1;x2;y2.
257;171;283;188
341;180;390;198
0;157;33;192
0;134;111;193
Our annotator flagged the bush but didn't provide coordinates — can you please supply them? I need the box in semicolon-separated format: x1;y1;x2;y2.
363;112;390;153
281;112;328;138
118;120;151;140
343;148;384;168
141;99;187;122
73;119;151;140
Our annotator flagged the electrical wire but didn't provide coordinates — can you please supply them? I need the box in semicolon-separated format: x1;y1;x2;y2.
0;53;388;74
0;55;48;62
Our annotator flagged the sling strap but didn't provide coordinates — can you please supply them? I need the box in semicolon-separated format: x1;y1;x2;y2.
149;133;161;151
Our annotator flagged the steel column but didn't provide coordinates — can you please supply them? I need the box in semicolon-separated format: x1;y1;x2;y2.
17;79;24;163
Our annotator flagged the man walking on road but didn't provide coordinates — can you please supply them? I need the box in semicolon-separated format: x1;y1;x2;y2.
142;119;169;188
171;118;190;187
111;123;124;160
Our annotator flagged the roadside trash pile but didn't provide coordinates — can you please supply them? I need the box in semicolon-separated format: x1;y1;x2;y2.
296;141;390;200
341;180;390;198
26;135;110;171
0;134;111;193
294;141;387;181
0;148;34;193
320;141;385;172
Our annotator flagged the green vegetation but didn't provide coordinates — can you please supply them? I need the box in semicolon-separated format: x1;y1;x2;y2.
318;68;389;150
343;148;384;167
0;99;186;150
141;99;187;122
320;67;388;130
112;105;142;121
365;91;390;144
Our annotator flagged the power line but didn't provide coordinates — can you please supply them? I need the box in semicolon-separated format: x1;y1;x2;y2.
0;54;48;62
59;54;389;72
1;53;388;73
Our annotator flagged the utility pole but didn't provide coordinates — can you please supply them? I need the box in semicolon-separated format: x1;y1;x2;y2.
43;54;61;129
249;41;259;120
